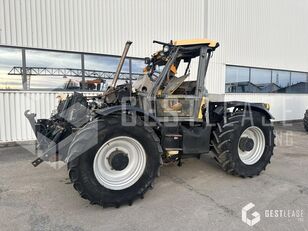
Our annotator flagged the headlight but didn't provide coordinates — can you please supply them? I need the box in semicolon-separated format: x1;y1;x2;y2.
264;103;271;110
163;45;170;53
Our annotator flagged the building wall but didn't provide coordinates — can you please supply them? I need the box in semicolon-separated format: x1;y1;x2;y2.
224;93;308;121
0;0;209;142
206;0;308;93
0;0;207;57
0;0;308;142
206;0;308;121
0;91;100;142
1;0;308;93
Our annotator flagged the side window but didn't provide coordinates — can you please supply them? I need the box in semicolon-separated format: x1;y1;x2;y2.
163;58;199;96
156;97;196;118
156;57;200;118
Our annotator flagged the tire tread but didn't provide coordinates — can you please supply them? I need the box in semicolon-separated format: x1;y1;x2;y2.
211;111;275;177
68;115;162;207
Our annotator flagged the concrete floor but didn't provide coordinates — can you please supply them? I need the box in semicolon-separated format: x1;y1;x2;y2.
0;123;307;231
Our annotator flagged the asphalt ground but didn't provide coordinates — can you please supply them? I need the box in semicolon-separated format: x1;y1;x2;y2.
0;122;307;231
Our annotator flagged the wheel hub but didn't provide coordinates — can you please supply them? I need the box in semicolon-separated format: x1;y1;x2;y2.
239;137;254;152
238;126;266;165
93;136;147;190
108;151;129;171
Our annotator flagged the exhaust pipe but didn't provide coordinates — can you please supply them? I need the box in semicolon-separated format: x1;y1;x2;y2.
111;41;133;88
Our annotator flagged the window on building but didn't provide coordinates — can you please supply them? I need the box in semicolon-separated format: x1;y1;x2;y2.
250;68;272;93
131;59;145;74
225;66;250;93
26;49;82;90
0;46;86;90
225;65;308;93
0;45;144;91
291;72;307;85
85;54;132;86
225;66;249;83
0;47;23;90
282;72;308;93
272;70;290;88
85;55;125;72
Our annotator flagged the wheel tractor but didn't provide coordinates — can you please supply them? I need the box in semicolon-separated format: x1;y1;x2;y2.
304;110;308;132
25;39;275;207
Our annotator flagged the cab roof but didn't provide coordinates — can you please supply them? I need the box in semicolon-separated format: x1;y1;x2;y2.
172;39;219;48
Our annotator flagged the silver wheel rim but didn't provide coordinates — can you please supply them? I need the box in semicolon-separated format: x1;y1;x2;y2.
93;136;146;190
238;126;265;165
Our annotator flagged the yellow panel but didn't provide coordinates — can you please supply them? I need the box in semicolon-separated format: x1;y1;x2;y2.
172;39;218;48
198;97;206;120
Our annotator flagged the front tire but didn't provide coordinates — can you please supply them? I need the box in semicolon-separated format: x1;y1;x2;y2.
211;110;275;177
67;115;162;207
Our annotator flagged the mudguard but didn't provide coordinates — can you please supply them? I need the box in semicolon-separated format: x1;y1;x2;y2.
210;101;274;121
95;105;163;127
65;106;162;163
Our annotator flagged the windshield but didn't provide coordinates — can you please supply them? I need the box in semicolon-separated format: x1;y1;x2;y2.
132;45;177;93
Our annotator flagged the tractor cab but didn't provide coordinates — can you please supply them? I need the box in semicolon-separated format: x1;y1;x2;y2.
135;39;219;121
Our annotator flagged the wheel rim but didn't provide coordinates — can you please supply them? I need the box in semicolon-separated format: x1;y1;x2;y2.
238;126;265;165
93;136;147;190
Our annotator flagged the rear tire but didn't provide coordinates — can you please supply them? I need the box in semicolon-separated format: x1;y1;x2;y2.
304;110;308;132
211;110;275;177
67;115;162;207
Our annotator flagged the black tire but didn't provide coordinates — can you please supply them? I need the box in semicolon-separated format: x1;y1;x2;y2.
304;110;308;132
211;110;275;177
67;115;162;207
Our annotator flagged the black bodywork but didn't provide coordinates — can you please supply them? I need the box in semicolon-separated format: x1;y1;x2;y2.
25;89;272;166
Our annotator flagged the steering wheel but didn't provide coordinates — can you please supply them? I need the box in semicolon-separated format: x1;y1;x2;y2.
148;70;160;82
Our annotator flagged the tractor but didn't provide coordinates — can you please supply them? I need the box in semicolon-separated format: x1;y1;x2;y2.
25;39;275;207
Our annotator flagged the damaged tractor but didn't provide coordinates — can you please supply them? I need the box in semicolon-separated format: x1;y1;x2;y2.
25;39;275;207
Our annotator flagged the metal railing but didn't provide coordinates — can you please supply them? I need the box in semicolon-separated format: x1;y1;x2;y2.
8;66;143;80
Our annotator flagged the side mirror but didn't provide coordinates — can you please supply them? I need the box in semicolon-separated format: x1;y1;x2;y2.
144;57;151;65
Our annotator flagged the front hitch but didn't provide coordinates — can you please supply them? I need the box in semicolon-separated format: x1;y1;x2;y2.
24;110;64;167
24;110;49;148
31;130;63;167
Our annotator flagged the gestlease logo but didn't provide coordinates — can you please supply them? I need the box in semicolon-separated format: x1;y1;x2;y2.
242;203;261;226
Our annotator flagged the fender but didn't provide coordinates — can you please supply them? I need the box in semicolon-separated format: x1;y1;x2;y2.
210;101;274;120
95;105;163;127
66;105;162;163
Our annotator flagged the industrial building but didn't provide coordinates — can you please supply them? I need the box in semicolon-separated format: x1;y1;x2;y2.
0;0;308;142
